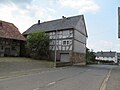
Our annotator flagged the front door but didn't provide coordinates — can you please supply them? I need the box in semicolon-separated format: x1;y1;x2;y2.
4;48;10;56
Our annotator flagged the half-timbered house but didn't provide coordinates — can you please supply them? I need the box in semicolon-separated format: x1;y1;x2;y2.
0;20;26;56
23;15;88;65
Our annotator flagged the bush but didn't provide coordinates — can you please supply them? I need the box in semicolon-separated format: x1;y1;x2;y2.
27;32;50;59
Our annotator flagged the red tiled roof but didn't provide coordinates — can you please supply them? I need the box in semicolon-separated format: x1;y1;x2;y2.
0;20;26;41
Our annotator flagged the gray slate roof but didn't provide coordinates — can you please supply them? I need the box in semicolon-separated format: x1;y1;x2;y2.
23;15;84;35
95;51;116;58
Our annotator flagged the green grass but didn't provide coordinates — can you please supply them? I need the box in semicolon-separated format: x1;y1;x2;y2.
0;57;54;63
0;57;54;68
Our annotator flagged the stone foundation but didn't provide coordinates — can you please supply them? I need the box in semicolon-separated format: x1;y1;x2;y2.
71;52;86;65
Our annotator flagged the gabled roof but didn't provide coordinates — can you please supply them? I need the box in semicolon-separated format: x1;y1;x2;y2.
0;20;26;41
96;51;116;58
23;15;87;36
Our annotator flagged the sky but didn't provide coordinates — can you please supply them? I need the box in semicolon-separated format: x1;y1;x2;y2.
0;0;119;52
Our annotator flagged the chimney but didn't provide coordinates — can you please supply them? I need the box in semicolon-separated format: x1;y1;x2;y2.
62;16;66;19
38;20;40;24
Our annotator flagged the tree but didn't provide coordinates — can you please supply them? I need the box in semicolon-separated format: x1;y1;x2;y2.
27;32;50;59
86;48;96;64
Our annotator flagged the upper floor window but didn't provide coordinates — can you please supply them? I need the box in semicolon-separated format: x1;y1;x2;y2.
63;41;66;45
62;40;72;45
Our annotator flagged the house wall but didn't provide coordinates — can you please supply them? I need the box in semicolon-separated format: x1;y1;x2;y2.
74;29;86;53
74;40;86;53
117;53;120;63
72;16;87;64
48;29;73;51
0;38;20;56
71;52;86;64
73;15;87;53
74;29;86;44
48;29;73;62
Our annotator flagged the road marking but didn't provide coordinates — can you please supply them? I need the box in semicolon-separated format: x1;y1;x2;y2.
33;82;56;90
47;82;56;86
33;88;40;90
99;69;112;90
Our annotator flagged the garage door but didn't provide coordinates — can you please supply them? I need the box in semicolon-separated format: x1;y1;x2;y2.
60;53;70;62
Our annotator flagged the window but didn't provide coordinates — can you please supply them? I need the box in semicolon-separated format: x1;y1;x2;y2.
63;31;69;38
63;41;66;45
67;41;69;45
62;40;72;45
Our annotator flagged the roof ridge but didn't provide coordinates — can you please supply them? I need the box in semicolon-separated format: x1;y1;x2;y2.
36;15;83;24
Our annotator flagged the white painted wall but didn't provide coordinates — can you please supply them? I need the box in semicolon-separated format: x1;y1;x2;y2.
75;16;87;36
74;30;86;44
96;56;117;63
74;40;86;53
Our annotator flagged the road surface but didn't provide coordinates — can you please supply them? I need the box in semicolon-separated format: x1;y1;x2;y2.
0;65;119;90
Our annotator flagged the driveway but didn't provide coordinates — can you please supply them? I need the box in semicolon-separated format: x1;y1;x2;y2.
0;57;54;77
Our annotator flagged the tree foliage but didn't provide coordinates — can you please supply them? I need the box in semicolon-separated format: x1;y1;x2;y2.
27;32;50;59
86;48;96;64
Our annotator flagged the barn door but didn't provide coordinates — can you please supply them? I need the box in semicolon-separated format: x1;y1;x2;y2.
4;48;10;56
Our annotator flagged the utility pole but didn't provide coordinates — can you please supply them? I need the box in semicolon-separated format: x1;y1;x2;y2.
54;30;57;68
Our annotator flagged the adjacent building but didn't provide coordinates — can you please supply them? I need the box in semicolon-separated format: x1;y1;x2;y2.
0;20;26;56
95;51;117;63
23;15;88;65
117;53;120;63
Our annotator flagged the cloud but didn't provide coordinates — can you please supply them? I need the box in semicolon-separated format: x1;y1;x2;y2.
0;0;100;33
0;1;55;33
59;0;100;13
0;0;31;4
87;40;120;52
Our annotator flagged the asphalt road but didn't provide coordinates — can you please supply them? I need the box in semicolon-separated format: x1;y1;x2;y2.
0;65;119;90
